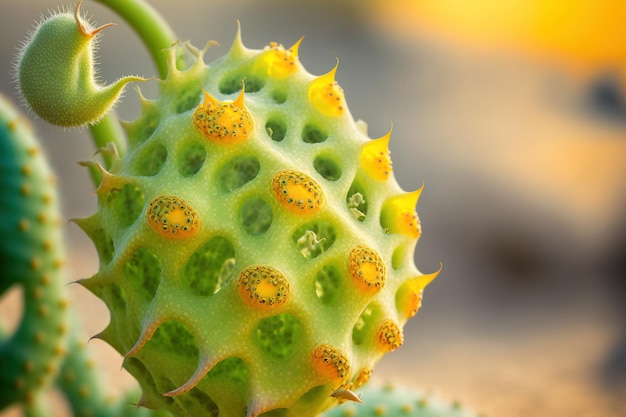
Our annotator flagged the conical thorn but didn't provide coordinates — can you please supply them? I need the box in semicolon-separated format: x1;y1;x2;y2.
124;320;161;360
331;388;365;403
162;357;216;397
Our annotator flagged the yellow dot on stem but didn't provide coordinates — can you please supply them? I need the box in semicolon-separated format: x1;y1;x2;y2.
348;245;386;295
18;219;30;231
30;258;41;270
360;128;393;181
311;344;350;387
14;377;24;389
374;405;386;416
147;196;200;239
380;187;423;239
238;265;290;310
308;62;345;117
271;170;324;214
24;360;34;373
193;88;253;144
79;386;90;398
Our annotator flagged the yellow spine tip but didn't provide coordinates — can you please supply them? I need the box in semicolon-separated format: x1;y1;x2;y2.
396;265;441;319
381;187;423;239
361;128;393;181
290;36;304;57
193;88;253;144
308;61;346;117
261;38;303;78
147;196;200;239
238;265;290;310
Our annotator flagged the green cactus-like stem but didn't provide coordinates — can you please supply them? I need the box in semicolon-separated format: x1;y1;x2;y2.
320;384;483;417
0;95;69;410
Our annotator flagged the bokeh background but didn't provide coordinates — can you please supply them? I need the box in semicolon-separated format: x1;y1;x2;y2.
1;1;626;416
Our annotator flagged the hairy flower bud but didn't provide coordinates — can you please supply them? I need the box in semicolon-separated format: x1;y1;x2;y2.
16;2;147;127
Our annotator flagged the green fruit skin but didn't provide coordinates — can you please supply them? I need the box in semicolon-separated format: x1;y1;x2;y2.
79;31;435;417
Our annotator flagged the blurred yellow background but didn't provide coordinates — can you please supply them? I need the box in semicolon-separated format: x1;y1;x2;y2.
1;1;625;416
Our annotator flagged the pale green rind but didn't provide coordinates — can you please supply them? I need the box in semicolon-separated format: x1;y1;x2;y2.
81;30;434;417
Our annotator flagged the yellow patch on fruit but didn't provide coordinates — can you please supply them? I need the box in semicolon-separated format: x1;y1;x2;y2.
354;368;373;389
311;344;350;387
238;265;290;310
259;38;303;78
193;88;253;144
308;63;345;117
395;268;440;319
376;319;403;352
360;128;392;181
147;196;199;239
348;245;386;295
381;187;423;239
271;170;325;214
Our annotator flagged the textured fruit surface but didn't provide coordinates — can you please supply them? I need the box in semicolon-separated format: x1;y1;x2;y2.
319;384;481;417
78;28;437;417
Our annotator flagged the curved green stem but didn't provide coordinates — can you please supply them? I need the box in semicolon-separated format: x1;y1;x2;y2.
93;0;177;79
87;111;127;184
87;0;177;186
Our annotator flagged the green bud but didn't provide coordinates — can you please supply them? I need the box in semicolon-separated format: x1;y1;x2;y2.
16;1;147;127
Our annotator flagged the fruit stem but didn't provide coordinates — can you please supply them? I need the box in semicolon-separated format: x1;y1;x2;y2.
86;0;177;186
87;111;127;184
93;0;177;79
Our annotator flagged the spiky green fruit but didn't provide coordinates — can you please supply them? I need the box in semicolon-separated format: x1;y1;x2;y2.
0;94;68;409
77;28;438;417
320;384;482;417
